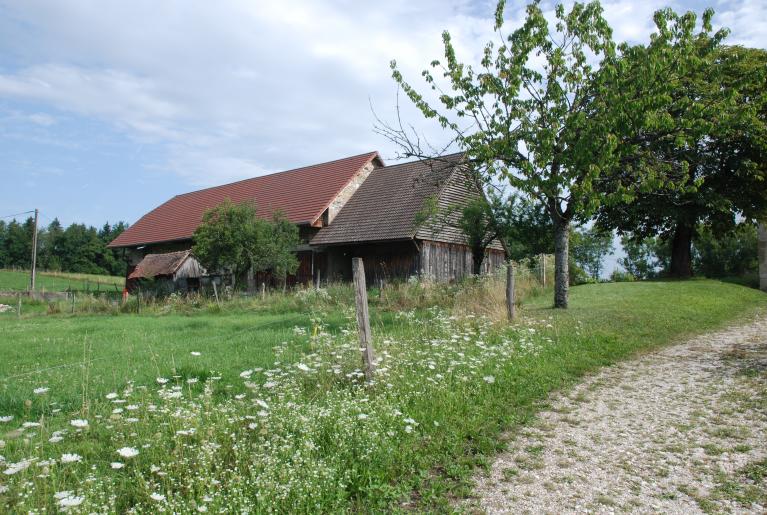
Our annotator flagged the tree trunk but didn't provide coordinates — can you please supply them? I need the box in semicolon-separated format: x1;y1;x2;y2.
553;219;570;309
471;246;485;276
669;222;694;278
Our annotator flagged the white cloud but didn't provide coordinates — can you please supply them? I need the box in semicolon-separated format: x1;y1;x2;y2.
0;0;762;188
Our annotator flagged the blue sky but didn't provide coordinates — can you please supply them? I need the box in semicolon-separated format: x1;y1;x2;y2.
0;0;764;242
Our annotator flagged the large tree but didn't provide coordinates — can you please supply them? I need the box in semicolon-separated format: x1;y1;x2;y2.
595;26;767;276
192;201;300;288
386;1;659;308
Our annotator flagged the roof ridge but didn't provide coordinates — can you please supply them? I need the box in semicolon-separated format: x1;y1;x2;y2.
174;151;379;198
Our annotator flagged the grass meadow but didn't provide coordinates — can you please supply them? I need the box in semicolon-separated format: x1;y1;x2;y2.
0;269;124;293
0;278;765;512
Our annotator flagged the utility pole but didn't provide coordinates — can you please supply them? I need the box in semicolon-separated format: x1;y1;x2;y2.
30;208;39;291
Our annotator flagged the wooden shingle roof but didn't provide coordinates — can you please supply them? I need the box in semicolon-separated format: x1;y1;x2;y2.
310;155;463;246
127;250;193;279
109;152;382;248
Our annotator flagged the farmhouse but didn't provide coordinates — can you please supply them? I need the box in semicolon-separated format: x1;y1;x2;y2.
108;152;505;290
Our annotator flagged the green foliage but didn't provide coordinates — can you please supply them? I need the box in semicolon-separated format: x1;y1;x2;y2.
388;0;697;307
0;217;127;276
595;16;767;275
263;210;300;280
570;227;614;280
609;269;636;282
619;235;668;279
693;223;758;278
497;194;554;262
191;201;300;284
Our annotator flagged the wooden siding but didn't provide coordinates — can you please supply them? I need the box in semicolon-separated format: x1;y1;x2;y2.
419;240;505;282
415;168;504;251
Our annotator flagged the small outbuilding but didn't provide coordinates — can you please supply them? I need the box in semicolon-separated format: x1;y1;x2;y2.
126;250;205;294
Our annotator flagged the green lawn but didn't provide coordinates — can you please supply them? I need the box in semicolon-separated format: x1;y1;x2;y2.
0;269;124;292
0;279;764;512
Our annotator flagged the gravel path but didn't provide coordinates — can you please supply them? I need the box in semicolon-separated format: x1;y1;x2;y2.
469;312;767;514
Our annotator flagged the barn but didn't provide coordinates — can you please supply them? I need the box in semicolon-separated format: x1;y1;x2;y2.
108;151;505;291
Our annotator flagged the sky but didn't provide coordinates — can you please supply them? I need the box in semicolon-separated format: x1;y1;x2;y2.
0;0;765;255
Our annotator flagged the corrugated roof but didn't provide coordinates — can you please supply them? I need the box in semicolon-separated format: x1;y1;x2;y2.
310;155;462;246
127;250;192;279
109;152;381;248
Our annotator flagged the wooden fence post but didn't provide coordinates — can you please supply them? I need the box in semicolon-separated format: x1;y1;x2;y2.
506;262;516;321
315;269;321;290
72;293;76;314
212;280;221;307
17;293;21;318
352;258;375;381
260;282;266;300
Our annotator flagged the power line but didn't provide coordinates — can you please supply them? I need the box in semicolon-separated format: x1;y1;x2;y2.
0;210;35;220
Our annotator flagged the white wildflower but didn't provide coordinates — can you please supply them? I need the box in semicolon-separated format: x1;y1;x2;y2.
4;459;32;475
239;370;253;379
357;414;368;420
256;399;269;409
116;447;139;459
0;416;13;423
156;377;169;385
60;453;82;464
257;410;269;418
105;393;118;400
110;462;125;469
57;493;84;508
33;387;49;395
70;419;88;428
190;351;201;356
187;378;198;384
296;363;311;372
150;492;166;502
483;375;496;384
49;436;64;443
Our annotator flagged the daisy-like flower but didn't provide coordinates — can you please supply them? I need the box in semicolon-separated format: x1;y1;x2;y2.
116;447;139;459
239;370;253;379
150;492;166;502
60;453;82;464
49;436;64;443
110;462;125;469
0;416;13;423
156;377;169;385
33;387;49;395
255;399;269;409
296;363;311;372
70;419;88;428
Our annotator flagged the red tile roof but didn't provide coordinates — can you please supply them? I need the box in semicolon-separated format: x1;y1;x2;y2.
109;152;382;248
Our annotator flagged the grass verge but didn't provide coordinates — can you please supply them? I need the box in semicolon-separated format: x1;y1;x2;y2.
0;279;764;512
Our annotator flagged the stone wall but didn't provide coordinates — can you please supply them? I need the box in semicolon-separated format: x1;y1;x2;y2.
328;161;375;224
759;222;767;292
